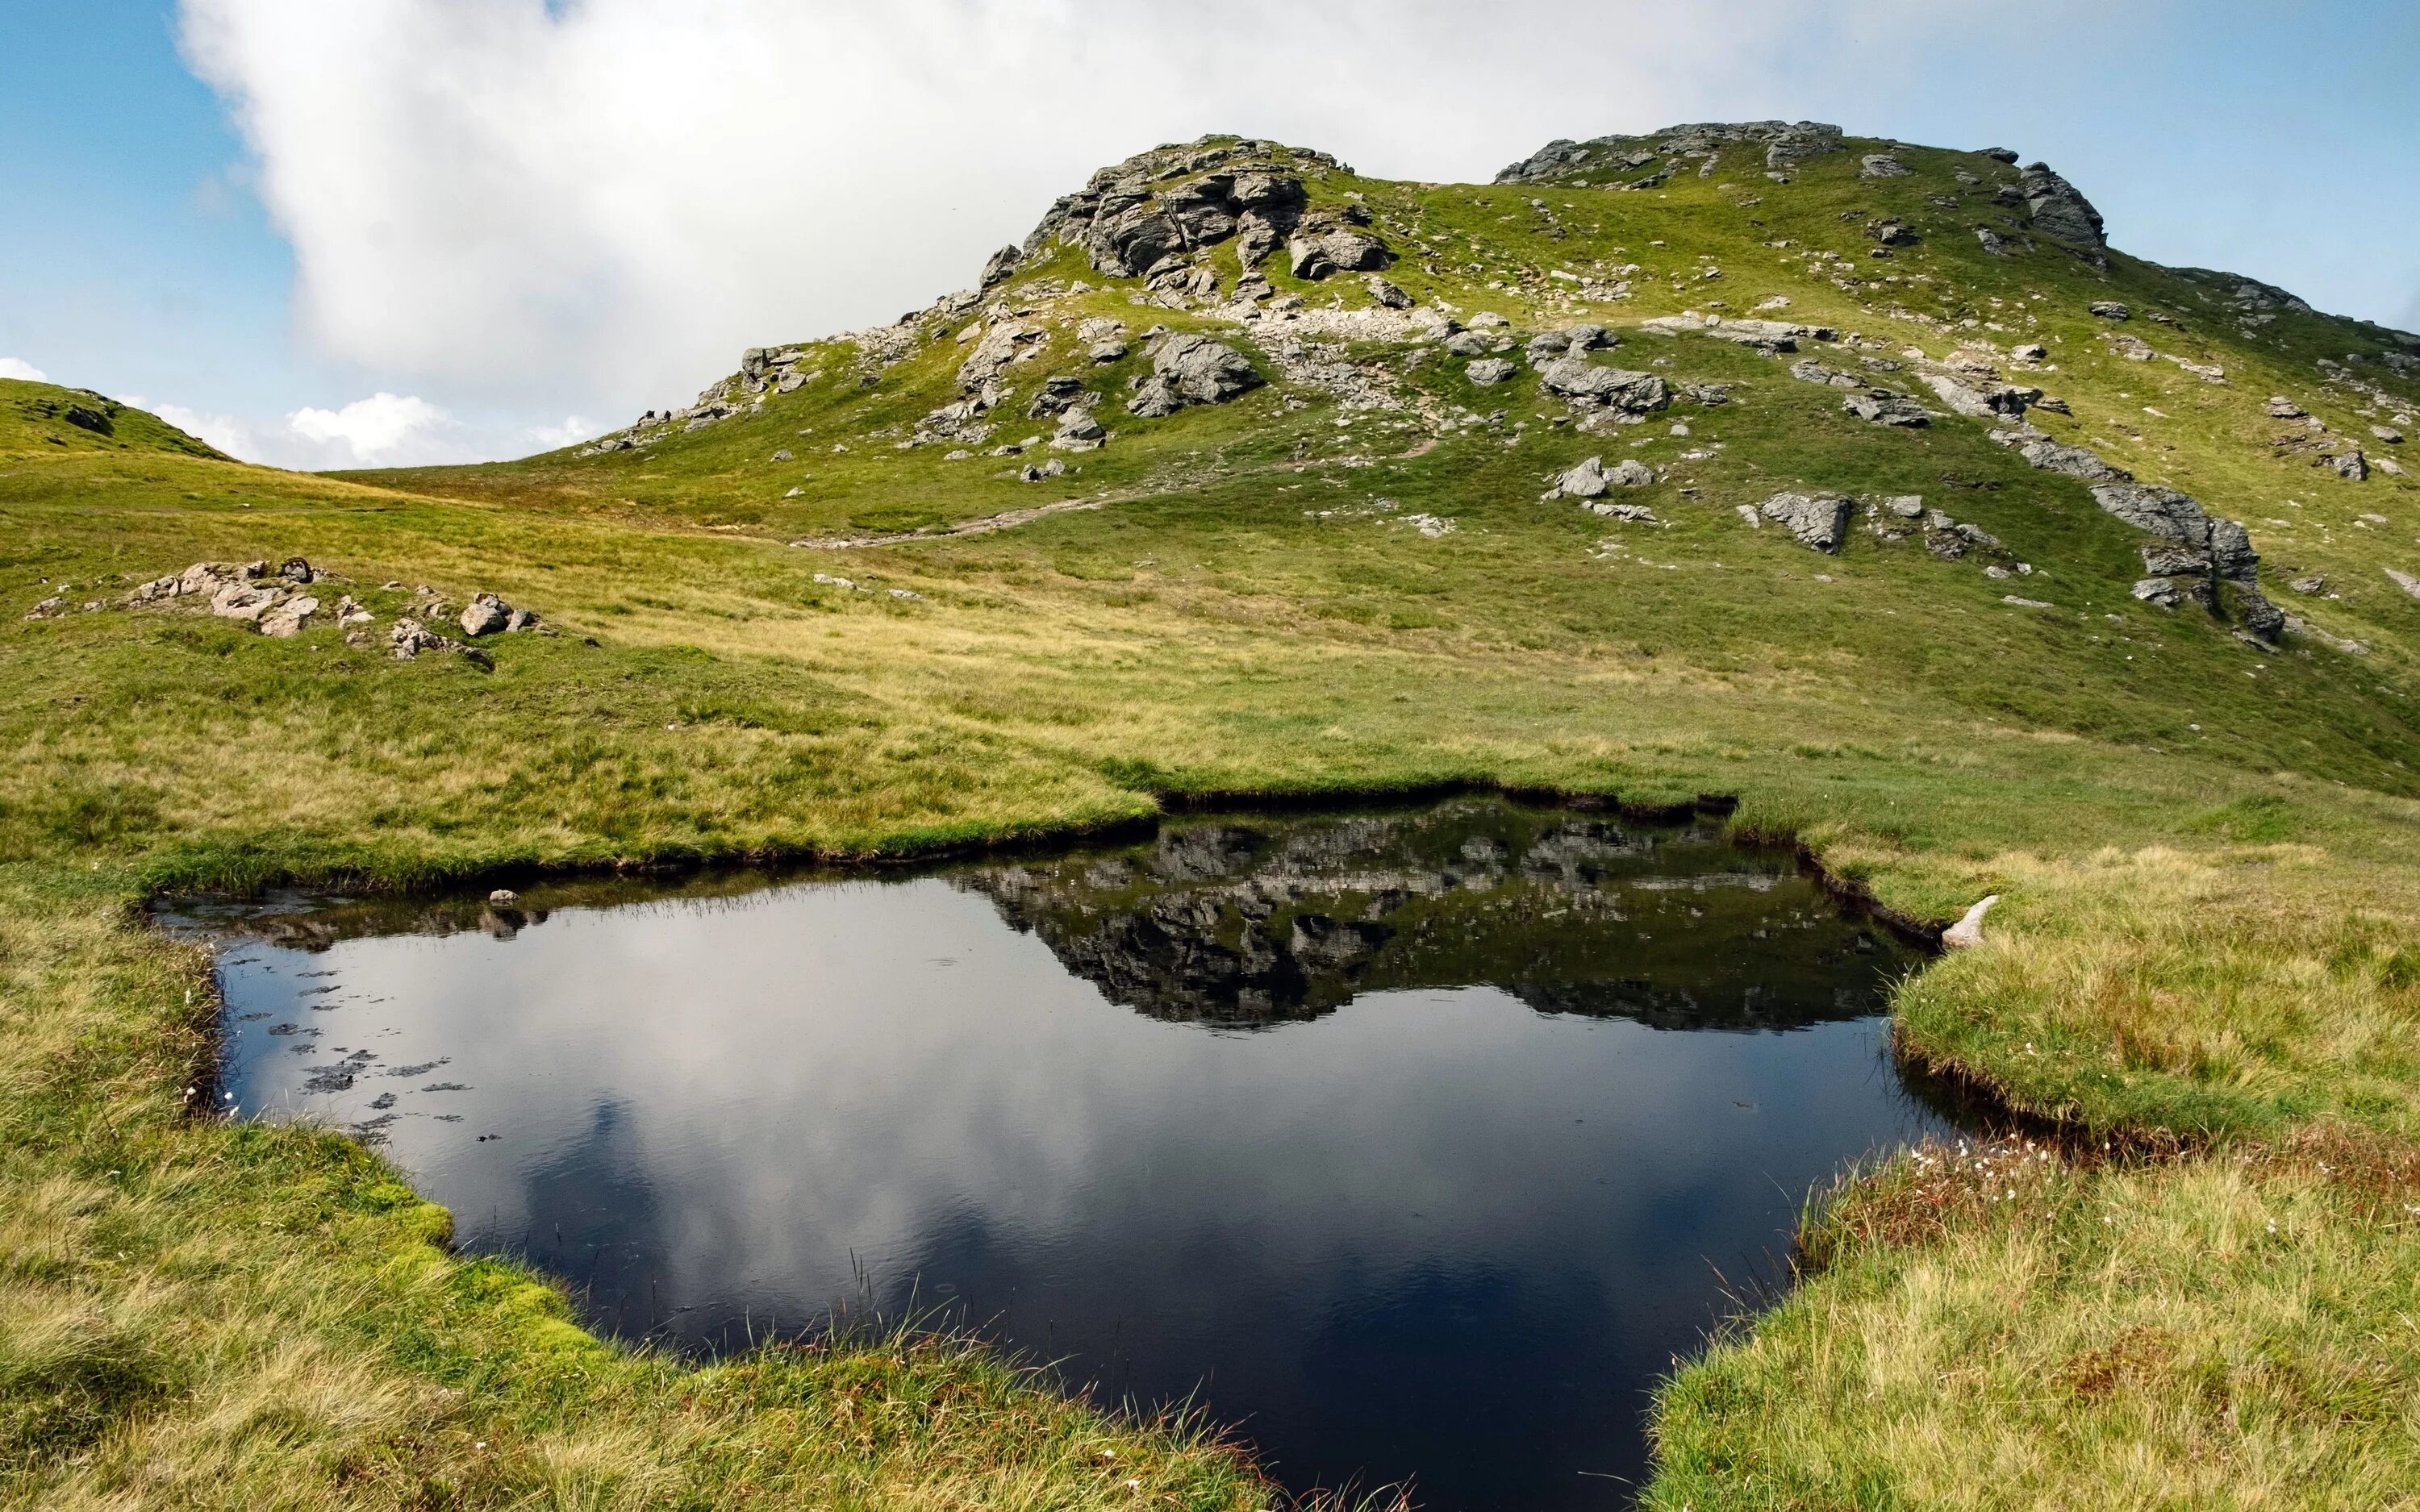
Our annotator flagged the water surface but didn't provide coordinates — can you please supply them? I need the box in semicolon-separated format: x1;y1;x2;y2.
190;797;1949;1510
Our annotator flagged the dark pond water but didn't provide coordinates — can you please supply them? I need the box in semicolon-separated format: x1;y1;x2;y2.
187;795;1951;1511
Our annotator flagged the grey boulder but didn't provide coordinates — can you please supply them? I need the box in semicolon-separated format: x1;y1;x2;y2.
1127;334;1262;416
459;593;513;637
1843;391;1931;427
259;596;320;639
1790;358;1861;388
2001;430;2131;482
1051;410;1107;450
1759;492;1854;552
1287;229;1391;280
1537;357;1668;412
1156;333;1262;403
210;582;281;623
2092;484;2257;581
1556;457;1612;498
2020;164;2107;258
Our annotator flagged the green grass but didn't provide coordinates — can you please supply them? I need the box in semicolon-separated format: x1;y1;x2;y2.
1649;1130;2420;1510
2;123;2419;1506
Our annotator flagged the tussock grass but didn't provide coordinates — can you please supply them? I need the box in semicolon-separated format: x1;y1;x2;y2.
1650;1131;2420;1510
1898;843;2420;1142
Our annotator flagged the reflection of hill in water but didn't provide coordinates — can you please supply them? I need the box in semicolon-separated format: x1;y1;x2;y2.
161;797;1921;1035
960;798;1920;1031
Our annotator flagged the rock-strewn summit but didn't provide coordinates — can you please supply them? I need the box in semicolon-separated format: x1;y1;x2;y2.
1498;119;2109;264
1497;119;1848;186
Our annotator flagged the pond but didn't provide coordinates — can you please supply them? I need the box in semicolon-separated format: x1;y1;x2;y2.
185;795;1953;1511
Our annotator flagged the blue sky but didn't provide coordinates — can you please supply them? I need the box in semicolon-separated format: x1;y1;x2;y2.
4;1;2415;469
1;6;291;409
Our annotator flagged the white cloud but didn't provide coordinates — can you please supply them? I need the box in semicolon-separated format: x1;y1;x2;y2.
0;357;48;382
527;414;596;452
125;388;463;469
147;400;254;457
287;391;449;463
177;0;2013;431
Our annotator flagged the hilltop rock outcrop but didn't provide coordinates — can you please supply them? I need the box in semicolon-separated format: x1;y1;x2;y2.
1021;139;1328;283
1495;121;1842;184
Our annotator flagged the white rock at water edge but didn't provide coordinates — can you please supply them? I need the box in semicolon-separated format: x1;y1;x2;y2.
1942;895;2000;950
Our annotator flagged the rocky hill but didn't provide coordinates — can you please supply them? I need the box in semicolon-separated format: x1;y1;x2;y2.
348;123;2420;774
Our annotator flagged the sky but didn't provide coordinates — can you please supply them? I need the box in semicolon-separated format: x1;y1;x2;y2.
3;0;2415;470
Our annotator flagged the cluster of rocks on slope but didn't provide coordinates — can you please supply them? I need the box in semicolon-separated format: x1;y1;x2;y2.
1984;423;2284;640
1729;490;2022;568
1641;312;1838;355
29;557;547;665
2263;393;2398;480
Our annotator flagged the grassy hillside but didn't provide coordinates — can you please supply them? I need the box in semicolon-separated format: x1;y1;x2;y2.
5;122;2420;1507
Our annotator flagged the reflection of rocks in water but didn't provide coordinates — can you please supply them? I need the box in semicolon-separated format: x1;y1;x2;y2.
1150;825;1266;882
1289;914;1393;971
479;906;528;939
154;890;555;952
963;798;1915;1030
980;865;1325;1022
1513;976;1886;1031
182;797;1915;1034
1520;820;1648;890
